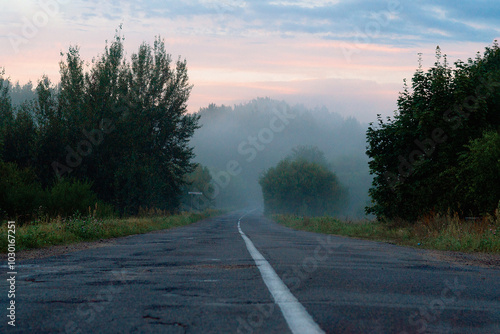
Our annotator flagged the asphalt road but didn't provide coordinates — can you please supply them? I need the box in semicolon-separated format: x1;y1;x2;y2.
2;211;500;333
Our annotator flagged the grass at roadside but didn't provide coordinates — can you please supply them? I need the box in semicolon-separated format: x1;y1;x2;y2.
274;212;500;253
0;209;222;253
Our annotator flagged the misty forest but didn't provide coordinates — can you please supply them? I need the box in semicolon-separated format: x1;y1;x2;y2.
1;34;499;227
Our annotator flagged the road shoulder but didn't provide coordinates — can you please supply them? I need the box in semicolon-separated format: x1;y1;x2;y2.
424;249;500;269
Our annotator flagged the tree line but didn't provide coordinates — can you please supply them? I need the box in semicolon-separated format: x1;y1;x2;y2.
4;34;497;223
259;43;500;221
366;43;500;221
0;31;199;221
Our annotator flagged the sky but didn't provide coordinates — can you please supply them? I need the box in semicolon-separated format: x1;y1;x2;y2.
1;0;499;122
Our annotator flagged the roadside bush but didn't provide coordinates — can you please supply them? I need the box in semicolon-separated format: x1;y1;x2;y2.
0;161;43;222
64;214;104;240
0;161;110;222
46;178;98;217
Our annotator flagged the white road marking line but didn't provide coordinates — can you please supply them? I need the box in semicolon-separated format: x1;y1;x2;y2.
238;216;325;334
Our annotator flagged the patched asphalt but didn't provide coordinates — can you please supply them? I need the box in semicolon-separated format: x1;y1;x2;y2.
2;211;500;333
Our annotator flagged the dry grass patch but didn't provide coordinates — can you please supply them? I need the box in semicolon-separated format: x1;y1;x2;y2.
275;210;500;253
0;209;221;253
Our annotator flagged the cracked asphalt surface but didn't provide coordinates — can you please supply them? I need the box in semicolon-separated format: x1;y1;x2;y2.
2;211;500;333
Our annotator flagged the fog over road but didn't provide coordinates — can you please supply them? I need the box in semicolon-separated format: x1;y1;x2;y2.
2;211;500;333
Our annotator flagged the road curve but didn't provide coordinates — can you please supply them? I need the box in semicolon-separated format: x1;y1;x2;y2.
2;211;500;333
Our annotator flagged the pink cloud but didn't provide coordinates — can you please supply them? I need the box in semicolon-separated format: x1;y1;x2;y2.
0;8;494;124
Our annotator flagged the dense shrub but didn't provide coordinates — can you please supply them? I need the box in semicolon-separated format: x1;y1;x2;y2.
0;161;103;222
0;162;43;222
46;179;98;217
260;158;346;217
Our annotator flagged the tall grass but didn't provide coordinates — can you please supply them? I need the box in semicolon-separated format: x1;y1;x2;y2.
0;209;221;253
275;210;500;253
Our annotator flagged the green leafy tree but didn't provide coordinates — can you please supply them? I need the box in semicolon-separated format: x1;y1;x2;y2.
34;76;65;187
0;162;43;221
0;69;13;162
111;36;199;213
287;145;331;170
260;154;346;217
454;131;500;214
180;164;214;210
4;106;37;169
50;31;199;214
366;43;500;220
0;29;200;219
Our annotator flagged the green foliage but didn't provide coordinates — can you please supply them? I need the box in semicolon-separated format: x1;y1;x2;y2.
64;214;104;240
0;28;199;219
366;43;500;221
180;163;215;210
287;145;331;170
0;69;13;161
18;224;45;249
260;149;347;216
0;162;43;221
0;161;101;222
3;105;37;169
46;179;98;217
455;131;500;214
0;210;222;252
275;212;500;253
